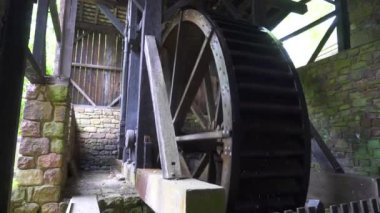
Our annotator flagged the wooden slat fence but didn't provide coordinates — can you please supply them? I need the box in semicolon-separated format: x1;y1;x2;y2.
70;0;125;106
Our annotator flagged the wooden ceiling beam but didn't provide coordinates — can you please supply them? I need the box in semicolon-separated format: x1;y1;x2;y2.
266;0;308;15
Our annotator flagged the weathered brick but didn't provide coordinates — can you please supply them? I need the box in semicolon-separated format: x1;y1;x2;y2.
21;120;41;137
54;106;67;122
18;156;36;169
46;84;68;102
33;186;60;204
14;203;39;213
44;169;63;185
19;137;49;156
51;139;64;154
43;122;65;138
16;169;43;186
41;203;59;213
37;153;63;169
24;100;53;121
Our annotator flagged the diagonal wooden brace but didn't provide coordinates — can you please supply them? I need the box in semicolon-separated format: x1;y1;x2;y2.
143;35;182;179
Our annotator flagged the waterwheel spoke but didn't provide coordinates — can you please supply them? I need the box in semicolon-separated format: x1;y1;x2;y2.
176;130;225;141
203;72;216;127
207;152;217;183
169;11;183;108
179;153;191;177
213;88;222;128
192;154;210;178
190;105;208;129
173;30;214;128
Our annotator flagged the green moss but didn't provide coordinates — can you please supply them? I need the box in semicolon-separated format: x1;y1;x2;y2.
47;85;68;102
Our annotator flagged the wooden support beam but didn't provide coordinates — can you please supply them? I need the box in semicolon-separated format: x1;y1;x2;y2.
131;0;144;11
144;35;181;179
267;0;308;15
60;0;78;78
120;0;139;162
0;0;33;211
135;0;162;172
280;11;336;42
310;122;344;173
336;0;350;51
308;18;337;64
76;22;119;34
25;49;45;84
33;0;49;75
71;62;121;71
108;95;121;107
96;2;125;35
70;79;97;106
49;0;61;42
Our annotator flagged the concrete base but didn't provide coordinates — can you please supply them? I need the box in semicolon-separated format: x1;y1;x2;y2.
136;169;225;213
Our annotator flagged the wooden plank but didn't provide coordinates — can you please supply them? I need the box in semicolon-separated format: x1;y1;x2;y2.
96;3;125;35
33;0;49;75
60;0;78;78
71;63;121;71
49;0;62;42
70;79;97;106
93;32;100;104
144;35;181;179
67;196;100;213
108;95;121;107
73;29;81;104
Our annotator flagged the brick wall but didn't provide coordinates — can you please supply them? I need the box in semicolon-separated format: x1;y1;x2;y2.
348;0;380;48
299;40;380;175
12;83;72;212
73;105;120;170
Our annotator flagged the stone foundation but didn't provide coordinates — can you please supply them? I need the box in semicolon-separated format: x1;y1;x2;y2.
11;83;72;212
299;40;380;175
73;105;120;170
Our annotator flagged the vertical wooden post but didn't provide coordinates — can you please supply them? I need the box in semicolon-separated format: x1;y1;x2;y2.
119;0;138;161
60;0;78;78
33;0;49;75
336;0;350;51
0;0;33;211
135;0;162;169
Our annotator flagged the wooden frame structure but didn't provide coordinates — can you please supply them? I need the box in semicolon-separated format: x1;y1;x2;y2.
0;0;352;211
278;0;350;65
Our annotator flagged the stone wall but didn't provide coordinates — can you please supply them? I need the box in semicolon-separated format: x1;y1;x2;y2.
73;105;120;170
298;40;380;176
11;83;72;212
348;0;380;48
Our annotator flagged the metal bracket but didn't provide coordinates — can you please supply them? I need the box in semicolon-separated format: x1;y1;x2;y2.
143;35;182;179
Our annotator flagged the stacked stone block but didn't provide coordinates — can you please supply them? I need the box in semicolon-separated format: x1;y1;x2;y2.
299;40;380;176
12;84;70;212
73;105;120;170
348;0;380;48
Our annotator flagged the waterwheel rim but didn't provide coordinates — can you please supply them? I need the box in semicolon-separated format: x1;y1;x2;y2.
161;9;310;212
